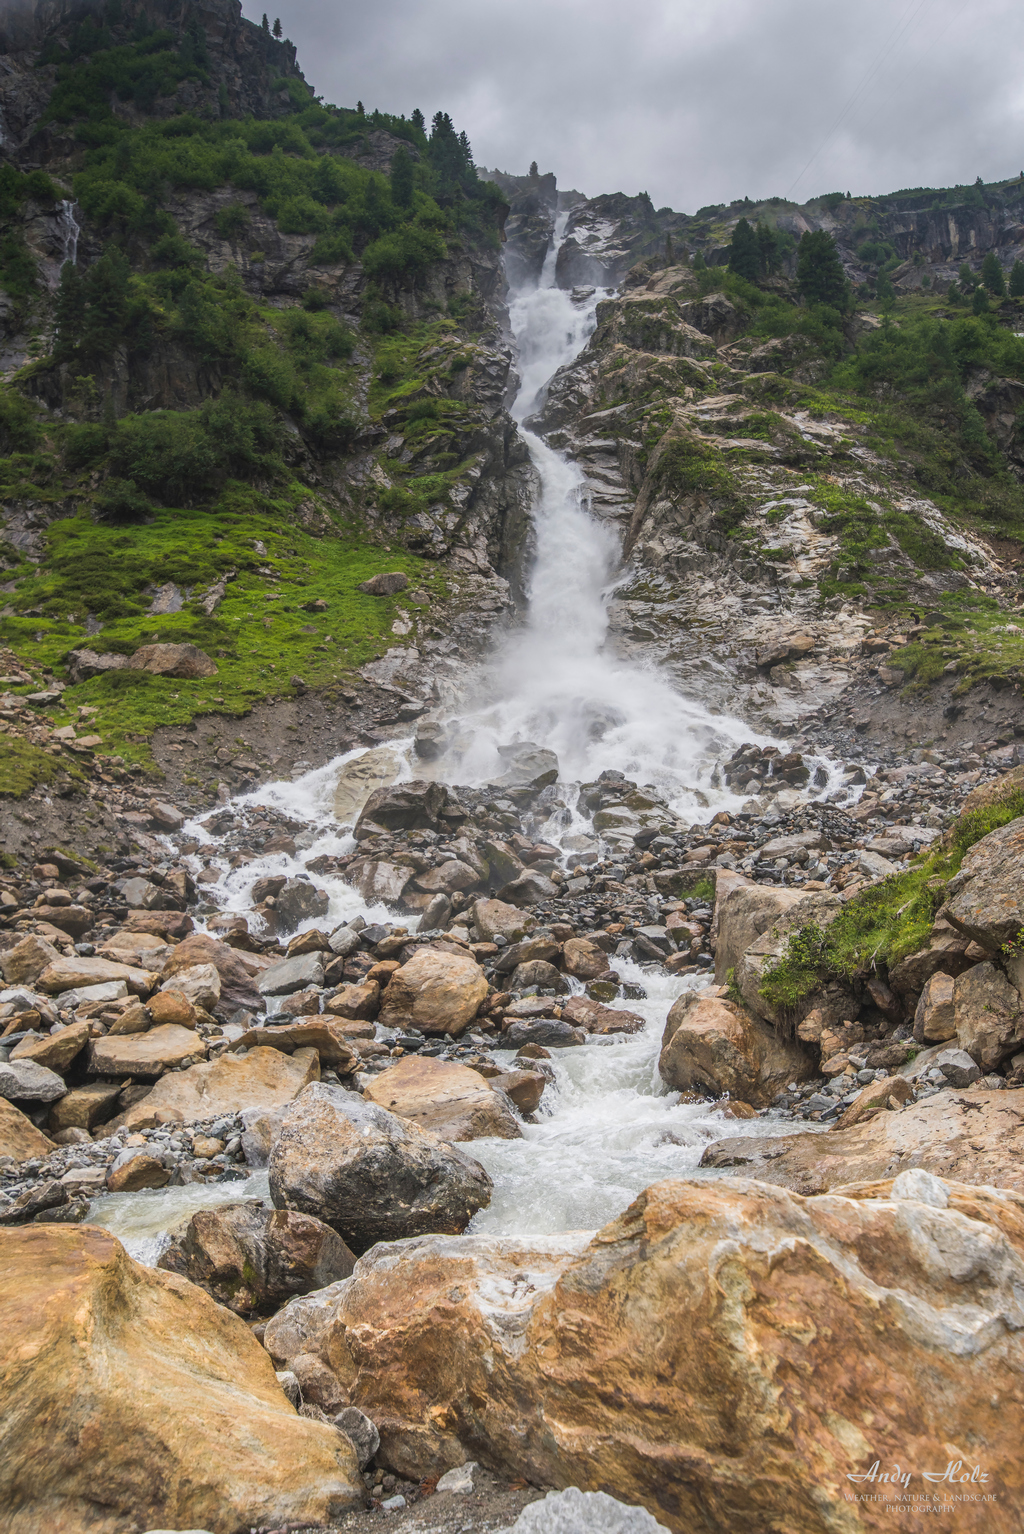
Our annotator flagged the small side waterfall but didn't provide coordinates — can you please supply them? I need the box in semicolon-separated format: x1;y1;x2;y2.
57;200;80;267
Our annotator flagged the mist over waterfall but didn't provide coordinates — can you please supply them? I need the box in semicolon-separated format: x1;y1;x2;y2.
434;212;758;817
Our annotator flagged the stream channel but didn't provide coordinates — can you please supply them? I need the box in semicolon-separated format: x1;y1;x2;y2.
91;216;830;1264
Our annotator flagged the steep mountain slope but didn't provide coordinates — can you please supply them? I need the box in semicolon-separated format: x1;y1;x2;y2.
0;0;533;817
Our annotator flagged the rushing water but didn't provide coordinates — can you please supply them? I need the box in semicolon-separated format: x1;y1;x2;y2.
94;213;823;1261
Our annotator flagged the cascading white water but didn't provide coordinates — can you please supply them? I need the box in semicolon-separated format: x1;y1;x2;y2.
428;214;760;818
57;200;80;267
93;208;826;1261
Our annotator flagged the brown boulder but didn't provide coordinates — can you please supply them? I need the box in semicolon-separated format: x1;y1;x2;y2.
379;947;488;1037
47;1080;125;1135
263;1177;1024;1530
835;1074;915;1128
471;899;536;944
494;1068;546;1115
31;904;93;939
355;779;446;834
105;999;151;1036
112;1045;320;1131
0;1097;55;1161
659;990;813;1106
913;970;957;1042
561;995;645;1034
414;860;480;895
123;909;194;940
11;1020;90;1073
699;1088;1024;1195
158;1199;355;1314
358;570;408;595
34;955;157;997
162;932;263;1014
959;762;1024;818
146;989;199;1029
87;1024;206;1081
107;1153;170;1192
0;934;59;987
236;1019;358;1072
560;937;609;980
733;891;849;1027
127;641;218;678
0;1225;360;1532
345;859;412;905
364;1056;522;1141
888;917;975;993
324;980;380;1020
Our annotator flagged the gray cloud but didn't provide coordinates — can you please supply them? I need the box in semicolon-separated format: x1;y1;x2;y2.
249;0;1024;209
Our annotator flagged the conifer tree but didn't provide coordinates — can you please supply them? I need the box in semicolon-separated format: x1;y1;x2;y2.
53;261;85;361
972;285;990;315
981;251;1005;296
728;216;759;281
796;229;850;309
1009;260;1024;297
390;146;414;209
261;12;269;30
272;16;282;36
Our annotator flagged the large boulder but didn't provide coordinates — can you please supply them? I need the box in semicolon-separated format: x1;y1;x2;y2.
733;891;849;1028
560;996;645;1034
378;947;488;1037
127;641;218;678
711;881;807;984
158;1199;356;1314
11;1020;90;1073
944;815;1024;950
345;859;412;905
162;932;264;1014
659;989;814;1106
414;859;480;895
888;916;975;995
332;745;400;824
560;937;609;980
364;1056;522;1142
48;1080;125;1135
471;898;536;944
257;952;326;997
271;877;329;931
236;1019;358;1072
0;934;59;987
111;1045;320;1131
259;1177;1024;1529
954;961;1024;1069
268;1083;492;1252
698;1088;1024;1195
34;956;157;997
87;1024;206;1081
355;780;447;834
913;970;957;1042
0;1225;361;1532
496;870;558;907
0;1059;67;1103
0;1096;54;1161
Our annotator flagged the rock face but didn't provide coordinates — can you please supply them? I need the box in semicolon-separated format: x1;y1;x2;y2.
659;989;814;1106
379;947;488;1037
268;1083;492;1253
158;1199;356;1314
945;815;1024;950
0;1224;361;1533
112;1044;320;1131
263;1176;1024;1531
699;1088;1024;1195
364;1056;522;1142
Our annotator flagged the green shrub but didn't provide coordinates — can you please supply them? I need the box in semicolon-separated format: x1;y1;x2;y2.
362;225;446;282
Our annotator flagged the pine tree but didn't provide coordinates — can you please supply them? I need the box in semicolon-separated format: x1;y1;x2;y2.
272;16;282;36
981;251;1005;296
529;161;539;178
693;249;707;272
972;285;990;315
728;217;759;281
796;229;850;309
876;268;894;303
1009;260;1024;297
390;146;414;209
756;221;782;277
411;108;425;132
261;12;269;30
53;261;85;361
356;100;364;116
958;262;976;291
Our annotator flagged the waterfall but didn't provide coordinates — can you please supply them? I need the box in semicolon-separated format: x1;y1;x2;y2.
425;212;760;820
57;200;80;267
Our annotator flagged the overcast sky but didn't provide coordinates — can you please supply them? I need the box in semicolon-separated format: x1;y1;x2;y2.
245;0;1024;211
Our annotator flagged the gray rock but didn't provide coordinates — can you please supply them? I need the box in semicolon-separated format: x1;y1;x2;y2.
121;877;162;910
953;962;1023;1069
499;1487;664;1534
257;952;326;997
497;743;559;788
333;1406;379;1469
502;1020;587;1050
934;1047;982;1087
419;893;452;930
945;816;1024;950
275;1369;301;1407
65;648;128;685
355;779;447;834
268;1083;492;1252
0;1059;68;1102
436;1461;477;1493
273;878;329;932
357;571;408;595
327;924;361;958
508;960;568;993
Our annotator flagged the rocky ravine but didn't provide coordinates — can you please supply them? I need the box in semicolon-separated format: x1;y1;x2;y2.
3;751;1024;1530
